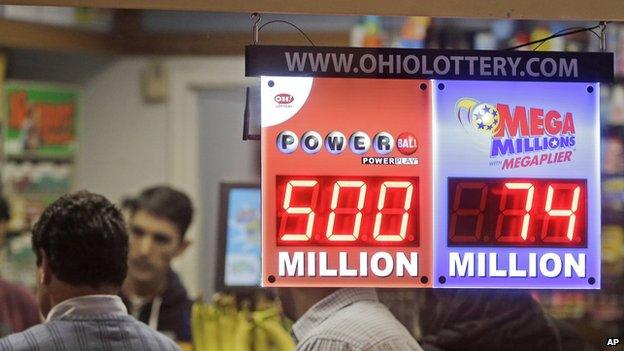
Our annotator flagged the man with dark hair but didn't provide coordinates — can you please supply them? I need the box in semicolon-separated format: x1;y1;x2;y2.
0;196;40;338
0;191;180;350
121;186;194;343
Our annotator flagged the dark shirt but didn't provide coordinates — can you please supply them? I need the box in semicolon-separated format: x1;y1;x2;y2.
0;279;40;338
121;270;192;342
419;289;562;351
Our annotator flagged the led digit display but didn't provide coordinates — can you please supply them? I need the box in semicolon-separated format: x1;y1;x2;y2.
448;178;586;247
277;176;419;246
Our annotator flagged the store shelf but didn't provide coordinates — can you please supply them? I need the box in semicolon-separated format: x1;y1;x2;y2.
0;16;350;55
0;18;120;54
9;190;67;197
6;153;75;163
6;229;30;237
119;31;350;56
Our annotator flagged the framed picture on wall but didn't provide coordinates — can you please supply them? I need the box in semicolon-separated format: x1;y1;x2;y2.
3;81;78;157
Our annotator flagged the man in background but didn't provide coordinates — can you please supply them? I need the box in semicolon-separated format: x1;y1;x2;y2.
0;196;40;337
418;289;564;351
0;191;180;350
121;186;194;343
279;287;423;350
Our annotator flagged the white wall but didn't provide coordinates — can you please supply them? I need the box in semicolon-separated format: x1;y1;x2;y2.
77;56;250;297
78;58;168;202
165;57;250;297
197;88;260;296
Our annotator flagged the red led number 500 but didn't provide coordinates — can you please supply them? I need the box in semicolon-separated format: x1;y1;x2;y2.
277;176;419;245
279;180;319;241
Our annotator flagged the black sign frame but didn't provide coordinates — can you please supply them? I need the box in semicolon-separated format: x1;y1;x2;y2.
246;45;614;83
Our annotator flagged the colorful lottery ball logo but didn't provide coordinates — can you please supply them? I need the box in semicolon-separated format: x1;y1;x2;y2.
396;132;418;155
325;131;347;155
373;132;394;155
349;131;371;155
276;131;298;154
471;103;500;135
301;131;322;154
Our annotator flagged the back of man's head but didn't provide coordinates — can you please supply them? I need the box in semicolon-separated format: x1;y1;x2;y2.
133;186;193;239
32;191;128;288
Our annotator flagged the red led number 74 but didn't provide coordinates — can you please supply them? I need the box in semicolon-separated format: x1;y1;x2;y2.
449;180;584;245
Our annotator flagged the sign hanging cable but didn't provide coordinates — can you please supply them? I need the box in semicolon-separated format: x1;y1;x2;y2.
250;13;316;46
506;22;608;51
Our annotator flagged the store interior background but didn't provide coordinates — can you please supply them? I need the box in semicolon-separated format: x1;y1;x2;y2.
0;6;623;347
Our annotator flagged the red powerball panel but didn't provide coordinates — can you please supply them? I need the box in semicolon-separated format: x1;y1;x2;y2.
261;77;432;287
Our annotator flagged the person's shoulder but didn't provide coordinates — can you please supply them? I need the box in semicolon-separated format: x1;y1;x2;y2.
296;336;356;351
325;299;404;330
297;334;423;351
311;300;421;350
0;323;54;351
129;318;182;350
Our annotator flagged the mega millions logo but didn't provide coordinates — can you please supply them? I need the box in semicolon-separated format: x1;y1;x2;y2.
455;98;576;169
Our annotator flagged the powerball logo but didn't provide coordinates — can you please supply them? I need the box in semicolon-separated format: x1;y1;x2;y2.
455;98;576;170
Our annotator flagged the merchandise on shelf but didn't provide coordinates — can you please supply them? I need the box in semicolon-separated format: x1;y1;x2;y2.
350;16;385;48
615;26;624;76
610;85;624;125
0;232;36;288
603;136;624;175
3;81;78;157
6;194;56;233
0;80;77;287
397;17;430;49
2;161;72;195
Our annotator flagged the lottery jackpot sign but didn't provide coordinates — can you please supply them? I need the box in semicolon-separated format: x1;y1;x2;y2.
247;46;613;289
261;77;433;287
